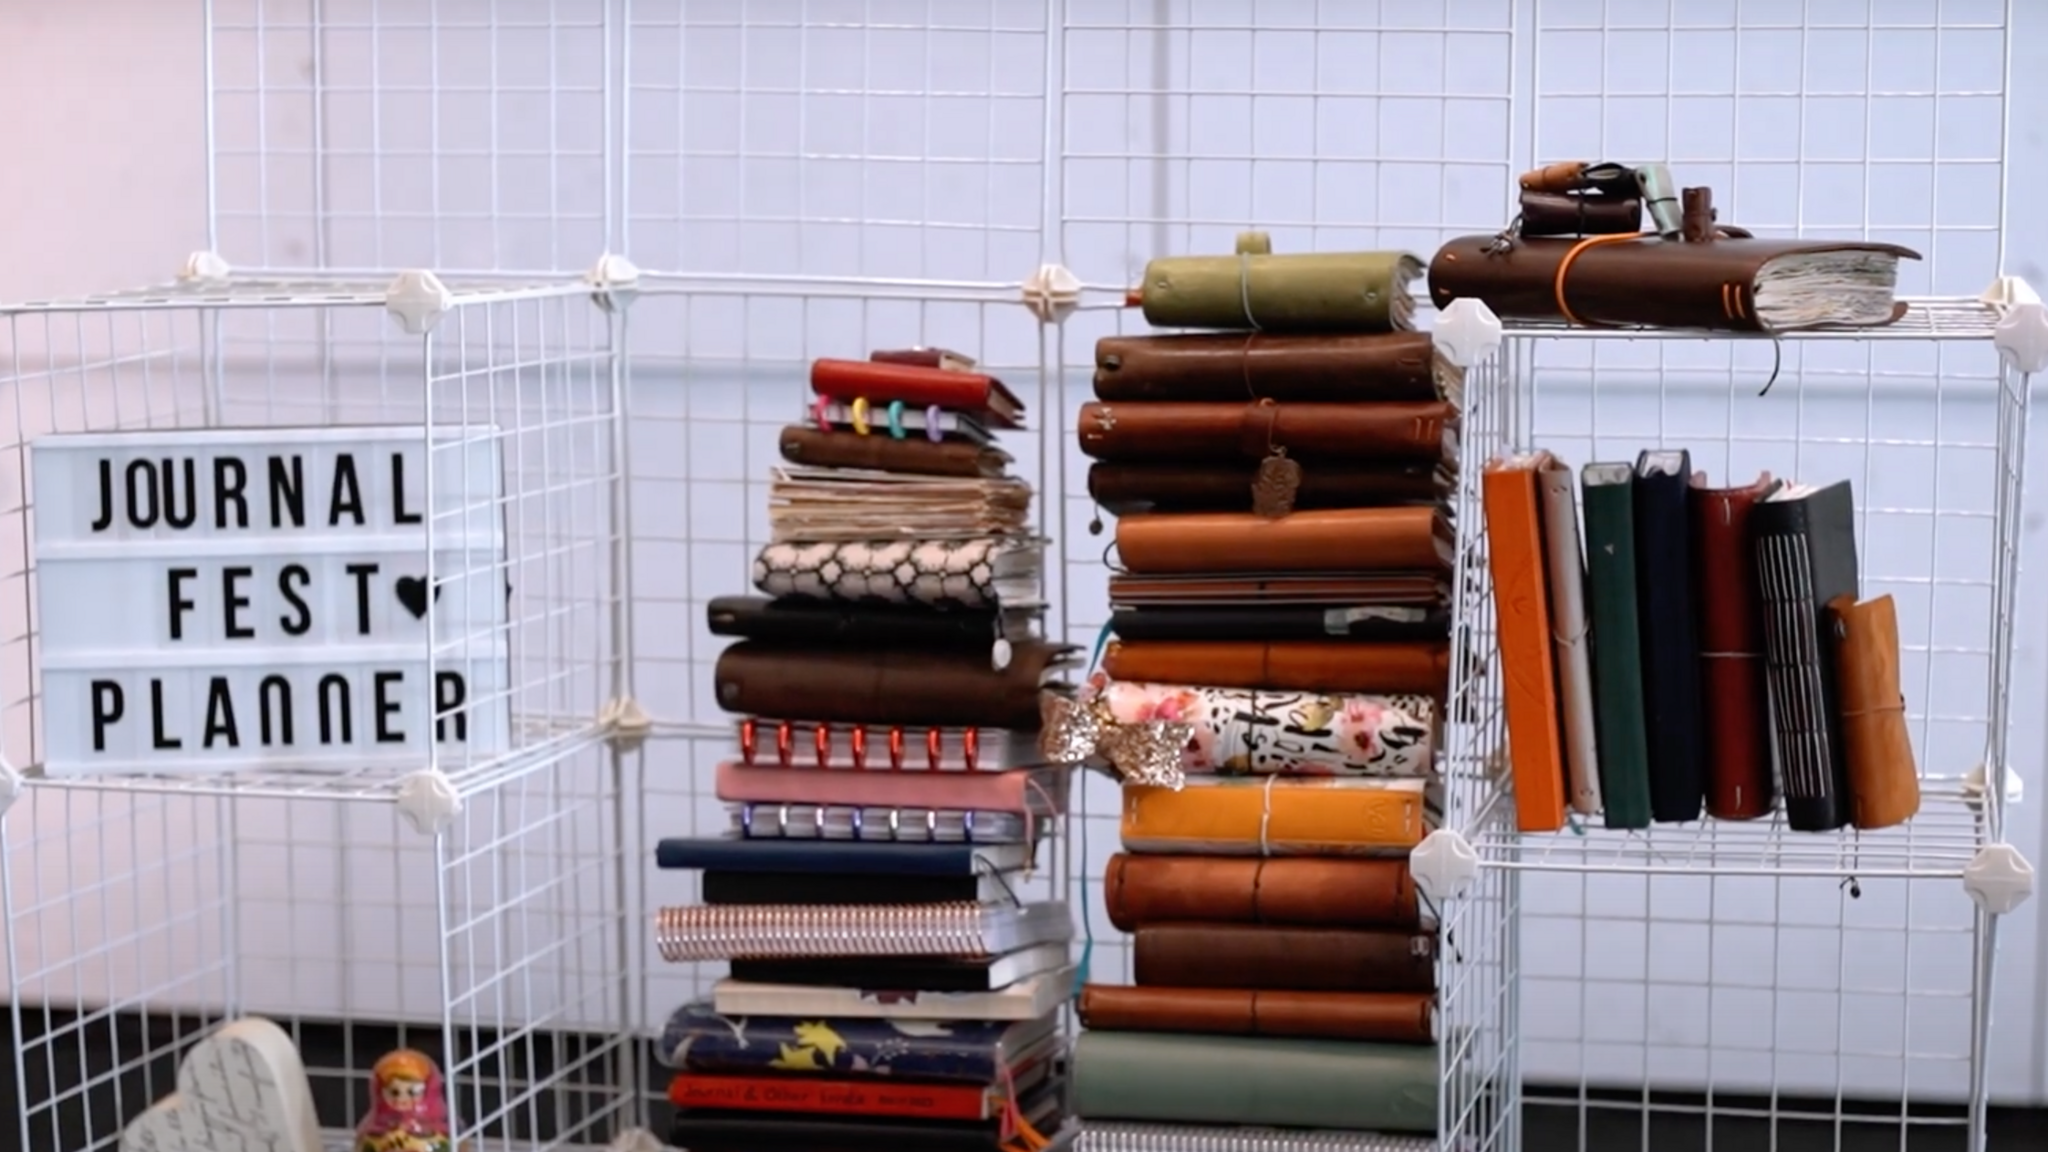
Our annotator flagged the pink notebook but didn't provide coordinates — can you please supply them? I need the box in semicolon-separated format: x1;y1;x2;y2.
714;762;1069;817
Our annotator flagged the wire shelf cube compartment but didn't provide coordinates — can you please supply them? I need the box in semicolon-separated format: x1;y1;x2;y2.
1435;290;2048;1152
0;256;652;1151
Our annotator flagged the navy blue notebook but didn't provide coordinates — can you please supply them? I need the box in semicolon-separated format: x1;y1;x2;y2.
654;837;1033;876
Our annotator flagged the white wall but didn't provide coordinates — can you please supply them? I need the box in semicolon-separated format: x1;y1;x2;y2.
6;0;2048;1109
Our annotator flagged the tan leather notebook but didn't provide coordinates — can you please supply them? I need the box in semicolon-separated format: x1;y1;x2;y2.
1828;593;1921;829
1120;777;1436;856
1481;452;1570;832
1114;507;1454;575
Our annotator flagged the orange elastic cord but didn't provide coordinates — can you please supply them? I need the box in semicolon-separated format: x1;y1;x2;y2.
1552;231;1644;327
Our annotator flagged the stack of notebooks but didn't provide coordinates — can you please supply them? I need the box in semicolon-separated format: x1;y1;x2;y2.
1052;241;1453;1149
1483;450;1922;836
651;346;1079;1151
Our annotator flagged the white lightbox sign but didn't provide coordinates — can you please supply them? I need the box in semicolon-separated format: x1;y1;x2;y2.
30;426;511;777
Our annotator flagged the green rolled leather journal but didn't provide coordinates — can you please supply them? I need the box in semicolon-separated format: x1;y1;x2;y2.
1072;1030;1438;1132
1137;232;1424;334
1580;462;1654;829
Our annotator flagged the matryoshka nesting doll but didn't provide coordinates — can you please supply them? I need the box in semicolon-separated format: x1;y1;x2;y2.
355;1048;454;1152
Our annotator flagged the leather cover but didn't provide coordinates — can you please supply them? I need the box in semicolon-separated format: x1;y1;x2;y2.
712;640;1077;729
872;346;978;371
1480;452;1570;832
1078;400;1457;464
1077;985;1434;1044
1634;450;1708;823
1108;605;1451;643
1827;593;1922;830
1427;234;1921;333
657;838;1029;877
1579;464;1653;829
1092;332;1452;402
1518;189;1642;236
1102;639;1450;696
715;762;1069;816
1121;777;1435;857
809;357;1025;428
1754;481;1860;832
706;595;1016;648
1109;573;1448;608
1690;471;1782;820
1132;924;1435;993
1071;1031;1437;1132
1114;507;1455;575
1135;249;1425;333
752;537;1043;611
1093;679;1435;777
1538;460;1602;815
1088;461;1449;515
777;425;1011;478
1104;853;1420;931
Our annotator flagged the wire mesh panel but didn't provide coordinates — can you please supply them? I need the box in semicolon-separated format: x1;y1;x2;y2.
0;271;643;1151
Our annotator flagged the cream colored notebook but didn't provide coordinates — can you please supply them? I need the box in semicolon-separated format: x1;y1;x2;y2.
1537;464;1602;815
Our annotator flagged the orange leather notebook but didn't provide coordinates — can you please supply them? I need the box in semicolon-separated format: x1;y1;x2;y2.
1828;593;1922;830
1481;452;1570;832
1120;777;1435;857
1114;507;1454;575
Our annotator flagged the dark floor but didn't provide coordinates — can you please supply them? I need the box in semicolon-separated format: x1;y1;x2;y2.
0;1010;2042;1151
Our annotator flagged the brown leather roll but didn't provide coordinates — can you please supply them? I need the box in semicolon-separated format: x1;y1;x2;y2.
1691;472;1779;820
712;639;1077;729
1517;189;1642;237
1427;234;1921;333
1091;332;1450;403
1102;640;1450;696
777;425;1009;478
1077;985;1435;1044
1108;572;1450;608
1828;593;1922;830
1088;461;1449;516
1104;854;1420;932
1077;400;1457;464
1133;924;1437;993
1114;507;1454;576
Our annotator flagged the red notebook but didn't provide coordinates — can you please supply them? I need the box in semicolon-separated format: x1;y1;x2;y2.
810;357;1026;428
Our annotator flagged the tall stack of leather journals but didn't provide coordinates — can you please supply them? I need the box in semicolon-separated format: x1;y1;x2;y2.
649;347;1078;1152
1058;242;1452;1149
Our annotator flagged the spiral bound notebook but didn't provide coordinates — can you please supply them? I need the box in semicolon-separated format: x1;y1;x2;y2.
653;899;1073;963
729;803;1032;844
1073;1123;1439;1152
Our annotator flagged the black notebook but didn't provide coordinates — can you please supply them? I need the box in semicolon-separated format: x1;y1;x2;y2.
1633;449;1708;823
702;869;1021;906
1752;479;1860;832
1107;605;1451;642
728;941;1071;993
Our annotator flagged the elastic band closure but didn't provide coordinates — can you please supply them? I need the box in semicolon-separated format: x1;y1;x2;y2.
1256;772;1279;857
1552;231;1643;326
887;399;906;439
850;396;870;435
811;395;832;432
925;404;944;442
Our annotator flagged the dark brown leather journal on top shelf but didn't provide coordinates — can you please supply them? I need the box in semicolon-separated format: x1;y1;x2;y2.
1108;572;1450;609
1132;924;1437;993
712;640;1079;729
1114;507;1455;575
1077;400;1458;465
1092;331;1459;404
1088;461;1451;516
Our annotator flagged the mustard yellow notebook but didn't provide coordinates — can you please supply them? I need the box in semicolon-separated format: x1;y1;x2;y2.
1121;777;1439;857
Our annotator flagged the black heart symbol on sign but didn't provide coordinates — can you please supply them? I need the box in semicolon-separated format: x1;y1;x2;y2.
395;576;442;621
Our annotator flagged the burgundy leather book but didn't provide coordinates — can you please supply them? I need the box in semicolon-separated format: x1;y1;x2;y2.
1690;471;1780;820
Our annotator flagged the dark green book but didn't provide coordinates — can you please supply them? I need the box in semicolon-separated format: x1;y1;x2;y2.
1072;1030;1437;1132
1580;463;1654;829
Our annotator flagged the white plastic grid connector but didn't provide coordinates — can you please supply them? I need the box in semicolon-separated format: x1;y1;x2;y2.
1432;297;1503;369
1963;843;2035;915
608;1128;664;1152
384;270;454;335
1408;828;1480;903
178;251;232;284
0;753;22;818
1981;276;2048;374
1962;762;2024;809
1022;263;1082;322
394;768;463;836
586;251;642;314
601;695;653;753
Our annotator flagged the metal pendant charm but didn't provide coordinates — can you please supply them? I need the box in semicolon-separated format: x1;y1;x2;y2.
1251;451;1302;519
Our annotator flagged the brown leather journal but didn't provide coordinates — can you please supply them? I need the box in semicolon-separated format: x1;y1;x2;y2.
1077;400;1457;464
1092;332;1456;403
1428;233;1921;332
1134;925;1436;993
1109;572;1449;608
1101;639;1450;696
712;640;1078;729
1518;189;1642;237
1088;461;1449;516
1115;507;1454;576
1828;593;1922;830
1691;471;1780;820
1104;854;1421;932
778;425;1010;478
1077;985;1435;1044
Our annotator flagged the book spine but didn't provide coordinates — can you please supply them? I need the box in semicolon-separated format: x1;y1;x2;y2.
653;901;990;962
1755;524;1849;831
738;719;986;771
666;1073;994;1121
732;803;1028;844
